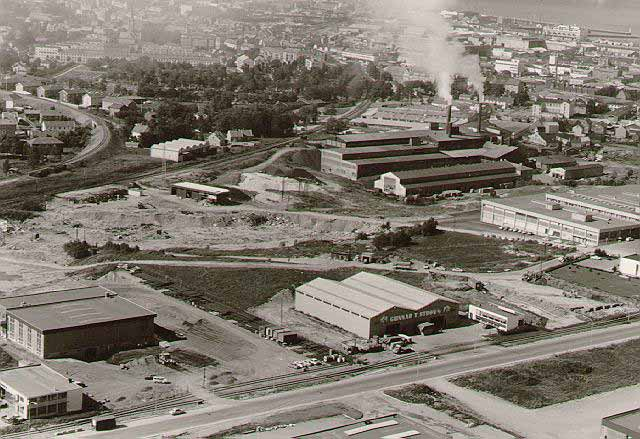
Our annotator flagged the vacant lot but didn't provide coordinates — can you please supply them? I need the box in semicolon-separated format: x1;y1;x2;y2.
452;339;640;408
396;232;566;272
551;264;640;299
136;266;425;324
174;239;367;260
385;384;484;427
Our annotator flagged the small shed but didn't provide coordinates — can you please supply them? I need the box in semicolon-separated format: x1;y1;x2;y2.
170;182;231;203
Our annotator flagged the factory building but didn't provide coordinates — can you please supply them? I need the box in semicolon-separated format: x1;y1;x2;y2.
374;162;519;197
325;130;433;148
149;138;209;162
0;364;83;420
481;186;640;245
295;272;459;339
0;287;157;360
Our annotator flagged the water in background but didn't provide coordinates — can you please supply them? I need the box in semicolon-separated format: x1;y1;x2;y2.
452;0;640;34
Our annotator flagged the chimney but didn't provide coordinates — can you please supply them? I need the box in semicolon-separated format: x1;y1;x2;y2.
477;102;483;134
445;105;452;136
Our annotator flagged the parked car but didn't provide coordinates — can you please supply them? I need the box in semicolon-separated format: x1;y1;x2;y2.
170;408;186;416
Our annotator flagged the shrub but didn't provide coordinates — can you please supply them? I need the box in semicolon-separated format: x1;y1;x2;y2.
63;241;93;259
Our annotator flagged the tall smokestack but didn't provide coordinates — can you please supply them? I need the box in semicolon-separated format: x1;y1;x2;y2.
445;105;452;136
477;101;483;134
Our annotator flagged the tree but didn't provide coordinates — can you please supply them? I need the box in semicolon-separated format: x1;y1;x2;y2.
63;241;93;259
325;117;348;134
514;85;530;107
27;147;42;168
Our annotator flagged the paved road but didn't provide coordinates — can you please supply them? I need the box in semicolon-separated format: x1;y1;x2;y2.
76;321;640;438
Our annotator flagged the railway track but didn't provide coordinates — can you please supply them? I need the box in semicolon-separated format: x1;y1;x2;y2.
496;313;640;347
214;351;434;399
2;394;204;439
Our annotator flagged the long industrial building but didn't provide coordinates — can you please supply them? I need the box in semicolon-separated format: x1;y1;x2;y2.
295;272;459;339
481;185;640;245
374;162;519;197
0;287;157;360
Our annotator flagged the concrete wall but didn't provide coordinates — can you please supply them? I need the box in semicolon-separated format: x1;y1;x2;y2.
41;316;156;360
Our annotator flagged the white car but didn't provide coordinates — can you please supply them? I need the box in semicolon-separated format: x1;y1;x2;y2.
170;408;186;416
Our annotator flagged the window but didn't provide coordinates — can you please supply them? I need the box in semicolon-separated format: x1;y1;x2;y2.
57;402;67;413
57;392;67;399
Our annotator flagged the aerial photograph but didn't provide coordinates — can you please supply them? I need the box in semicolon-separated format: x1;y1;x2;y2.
0;0;639;437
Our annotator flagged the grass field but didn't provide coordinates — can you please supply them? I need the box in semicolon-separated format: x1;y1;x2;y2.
551;265;640;298
396;232;567;272
173;240;367;260
452;339;640;408
135;266;425;322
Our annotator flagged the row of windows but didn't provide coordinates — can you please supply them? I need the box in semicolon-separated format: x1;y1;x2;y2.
27;402;67;418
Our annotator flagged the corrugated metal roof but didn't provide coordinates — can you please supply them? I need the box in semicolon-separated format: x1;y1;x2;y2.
297;272;456;319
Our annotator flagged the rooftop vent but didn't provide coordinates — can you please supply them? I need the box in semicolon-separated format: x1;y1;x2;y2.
545;203;562;211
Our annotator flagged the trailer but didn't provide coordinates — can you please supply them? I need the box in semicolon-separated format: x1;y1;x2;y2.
92;416;116;431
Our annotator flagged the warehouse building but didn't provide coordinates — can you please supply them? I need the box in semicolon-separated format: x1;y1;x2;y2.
0;364;83;420
295;272;459;339
171;181;231;203
150;138;209;162
374;162;519;197
1;287;157;360
481;186;640;245
549;163;604;180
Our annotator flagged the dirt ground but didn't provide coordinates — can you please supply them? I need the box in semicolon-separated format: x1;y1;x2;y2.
429;376;640;439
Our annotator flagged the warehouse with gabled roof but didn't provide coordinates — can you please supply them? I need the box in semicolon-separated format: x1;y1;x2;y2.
295;272;459;339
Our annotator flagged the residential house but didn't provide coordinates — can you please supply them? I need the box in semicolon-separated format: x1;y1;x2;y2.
11;63;27;76
42;120;76;136
227;129;253;143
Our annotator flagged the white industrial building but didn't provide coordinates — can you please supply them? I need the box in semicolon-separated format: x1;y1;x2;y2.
620;254;640;278
149;138;208;162
468;304;525;333
481;186;640;246
0;364;83;419
295;272;459;339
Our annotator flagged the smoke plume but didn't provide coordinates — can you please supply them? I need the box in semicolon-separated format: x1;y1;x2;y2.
374;0;483;102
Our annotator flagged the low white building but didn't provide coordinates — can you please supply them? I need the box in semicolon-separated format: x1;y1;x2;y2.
150;138;208;162
468;303;524;333
0;364;83;419
620;254;640;278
